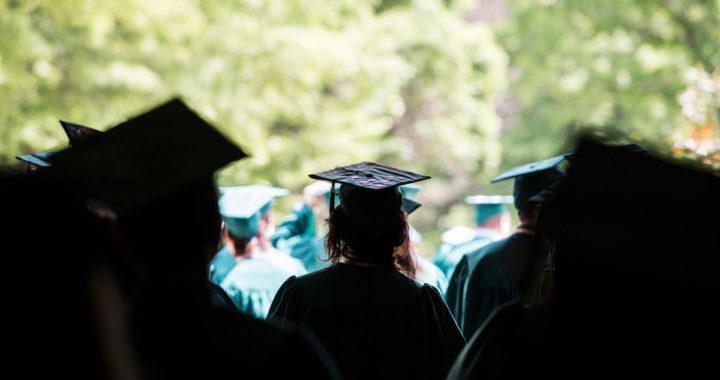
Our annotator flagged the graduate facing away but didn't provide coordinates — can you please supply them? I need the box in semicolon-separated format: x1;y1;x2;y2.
212;185;307;318
267;162;466;380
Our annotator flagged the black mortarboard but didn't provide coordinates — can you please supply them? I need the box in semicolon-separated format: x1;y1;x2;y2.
60;120;101;146
16;151;57;168
15;121;102;168
309;162;431;211
491;155;567;212
47;98;247;213
402;197;421;215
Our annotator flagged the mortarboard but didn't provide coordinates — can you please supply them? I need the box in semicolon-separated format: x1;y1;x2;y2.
60;120;101;146
46;97;247;214
15;120;102;168
402;197;421;215
16;151;57;168
464;194;513;225
219;185;290;239
491;155;567;212
309;161;430;212
399;184;421;201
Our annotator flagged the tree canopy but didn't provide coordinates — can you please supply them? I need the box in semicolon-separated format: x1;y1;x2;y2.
2;0;718;254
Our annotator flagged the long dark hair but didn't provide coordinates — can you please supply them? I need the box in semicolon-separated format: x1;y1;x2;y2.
324;201;412;273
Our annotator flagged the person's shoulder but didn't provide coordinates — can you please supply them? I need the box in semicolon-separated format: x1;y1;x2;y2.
212;302;287;344
474;235;510;256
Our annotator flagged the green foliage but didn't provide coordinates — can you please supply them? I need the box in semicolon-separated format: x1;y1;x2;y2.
495;0;720;175
1;0;507;255
5;0;718;255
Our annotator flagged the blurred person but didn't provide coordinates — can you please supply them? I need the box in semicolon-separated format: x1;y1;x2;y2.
214;185;307;318
270;180;334;273
431;195;513;280
449;155;565;338
398;186;449;296
47;98;340;379
447;137;717;378
267;162;465;380
0;168;139;379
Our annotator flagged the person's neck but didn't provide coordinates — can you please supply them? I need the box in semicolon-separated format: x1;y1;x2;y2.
345;259;382;267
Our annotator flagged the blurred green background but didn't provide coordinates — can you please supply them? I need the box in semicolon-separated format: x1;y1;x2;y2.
2;0;719;256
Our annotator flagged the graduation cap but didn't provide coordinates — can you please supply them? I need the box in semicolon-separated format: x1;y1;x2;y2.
399;184;421;201
491;155;567;212
309;162;431;212
219;185;290;239
60;120;101;146
46;97;247;214
402;197;421;215
15;121;102;168
464;194;513;225
16;151;57;168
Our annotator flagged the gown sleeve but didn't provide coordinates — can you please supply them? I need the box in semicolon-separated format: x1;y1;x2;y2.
266;275;305;327
417;284;467;379
445;255;470;326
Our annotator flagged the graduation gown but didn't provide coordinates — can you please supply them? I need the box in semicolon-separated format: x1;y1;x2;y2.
457;231;549;338
414;254;449;297
276;234;330;273
209;245;237;285
271;202;331;273
127;280;339;379
220;249;307;319
431;227;500;279
446;300;552;380
267;263;466;380
270;202;315;245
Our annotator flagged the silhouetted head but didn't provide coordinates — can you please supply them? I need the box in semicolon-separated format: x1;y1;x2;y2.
117;176;222;275
45;98;247;279
309;162;430;269
326;184;409;267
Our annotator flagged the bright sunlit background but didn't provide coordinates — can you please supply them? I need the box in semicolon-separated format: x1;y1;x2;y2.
2;0;719;255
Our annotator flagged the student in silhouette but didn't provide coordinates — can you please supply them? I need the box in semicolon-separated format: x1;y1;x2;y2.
450;156;565;338
267;162;465;380
447;138;717;379
47;98;340;379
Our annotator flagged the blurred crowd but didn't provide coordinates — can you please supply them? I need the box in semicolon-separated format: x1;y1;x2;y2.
2;98;719;379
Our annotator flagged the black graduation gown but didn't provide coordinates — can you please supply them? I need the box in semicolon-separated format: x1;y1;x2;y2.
446;300;552;380
127;280;339;379
266;263;466;380
458;231;549;338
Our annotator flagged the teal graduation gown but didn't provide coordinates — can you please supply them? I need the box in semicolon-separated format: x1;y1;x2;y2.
209;246;236;285
271;202;331;273
220;249;307;319
415;254;449;297
431;227;501;280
